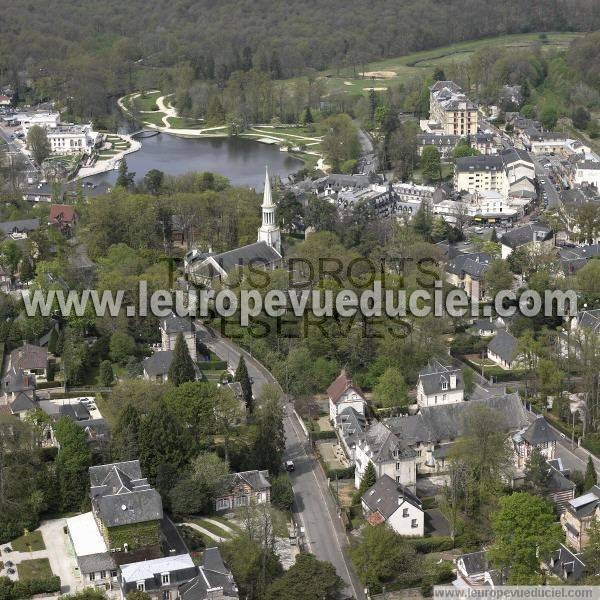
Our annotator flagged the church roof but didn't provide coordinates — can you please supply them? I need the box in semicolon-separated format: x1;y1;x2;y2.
262;166;274;208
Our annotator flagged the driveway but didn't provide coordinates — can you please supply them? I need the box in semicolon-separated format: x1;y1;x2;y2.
40;518;83;594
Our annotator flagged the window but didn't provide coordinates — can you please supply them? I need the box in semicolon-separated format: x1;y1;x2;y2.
111;571;117;578
89;573;96;582
441;381;448;390
162;573;170;585
403;508;409;517
163;592;170;600
100;571;106;579
217;498;230;511
411;519;418;528
137;582;145;592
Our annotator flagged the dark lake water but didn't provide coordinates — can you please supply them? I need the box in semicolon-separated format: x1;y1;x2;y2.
82;133;304;190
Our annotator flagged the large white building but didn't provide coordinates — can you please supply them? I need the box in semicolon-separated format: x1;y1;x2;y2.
416;359;464;407
46;124;101;155
574;160;600;191
426;80;478;136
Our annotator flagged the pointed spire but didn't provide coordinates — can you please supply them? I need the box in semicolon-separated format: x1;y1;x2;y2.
262;165;273;208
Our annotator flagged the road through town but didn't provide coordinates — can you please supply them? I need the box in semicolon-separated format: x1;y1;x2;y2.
196;323;365;600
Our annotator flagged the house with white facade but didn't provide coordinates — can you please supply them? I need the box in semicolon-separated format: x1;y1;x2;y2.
416;359;464;408
361;474;424;536
574;160;600;190
500;222;553;259
487;330;519;370
160;313;196;361
46;124;101;155
328;370;367;422
354;421;417;491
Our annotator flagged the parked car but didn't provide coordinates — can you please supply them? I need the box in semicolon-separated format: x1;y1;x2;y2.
285;460;295;472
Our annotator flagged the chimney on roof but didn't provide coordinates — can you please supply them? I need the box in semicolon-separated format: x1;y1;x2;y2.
449;372;457;389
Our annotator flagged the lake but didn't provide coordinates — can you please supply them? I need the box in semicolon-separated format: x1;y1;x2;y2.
82;133;304;190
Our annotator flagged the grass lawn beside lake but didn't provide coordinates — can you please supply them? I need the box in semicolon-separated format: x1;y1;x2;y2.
133;91;162;112
17;559;53;581
11;531;45;552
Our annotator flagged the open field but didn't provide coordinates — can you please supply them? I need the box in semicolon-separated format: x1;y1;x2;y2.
296;32;581;97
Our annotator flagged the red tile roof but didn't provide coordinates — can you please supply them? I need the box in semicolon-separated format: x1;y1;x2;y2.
49;204;76;225
327;370;364;404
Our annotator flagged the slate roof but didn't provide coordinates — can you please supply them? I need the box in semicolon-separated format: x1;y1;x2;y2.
574;309;600;334
458;550;488;576
361;474;422;520
162;313;193;334
222;470;271;492
3;368;36;393
336;406;367;448
565;486;600;518
191;242;281;278
59;402;91;421
327;370;364;404
360;421;417;463
9;392;36;414
500;223;552;249
8;343;48;371
387;393;527;445
446;252;491;279
89;461;163;528
551;544;586;582
77;553;117;574
521;416;560;445
455;155;504;173
179;548;239;600
474;319;497;333
487;330;518;364
143;350;174;377
0;218;40;235
560;244;600;274
418;358;463;396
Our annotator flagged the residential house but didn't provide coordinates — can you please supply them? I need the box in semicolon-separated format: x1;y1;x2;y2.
561;485;600;551
67;511;118;590
142;350;202;383
559;243;600;275
513;416;559;468
361;474;424;536
328;370;367;422
179;548;239;600
2;367;36;401
48;203;77;236
472;133;497;155
549;544;587;582
119;554;197;600
473;318;497;337
354;421;417;491
574;160;600;190
336;406;367;462
215;470;271;513
386;393;528;475
444;251;491;300
544;458;577;514
500;223;553;259
0;217;40;239
416;134;460;159
9;391;37;420
160;313;196;361
7;343;48;382
416;359;464;408
487;330;519;370
456;551;502;587
89;460;164;552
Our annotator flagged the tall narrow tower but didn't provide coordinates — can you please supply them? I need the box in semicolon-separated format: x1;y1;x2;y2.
257;166;281;254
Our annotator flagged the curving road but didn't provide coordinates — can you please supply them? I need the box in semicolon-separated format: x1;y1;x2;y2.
196;323;365;600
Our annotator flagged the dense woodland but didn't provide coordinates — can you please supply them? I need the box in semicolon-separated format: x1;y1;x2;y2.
0;0;599;125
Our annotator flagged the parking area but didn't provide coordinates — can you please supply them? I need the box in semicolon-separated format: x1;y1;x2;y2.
316;440;349;470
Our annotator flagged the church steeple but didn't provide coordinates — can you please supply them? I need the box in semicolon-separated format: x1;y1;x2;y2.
257;166;281;254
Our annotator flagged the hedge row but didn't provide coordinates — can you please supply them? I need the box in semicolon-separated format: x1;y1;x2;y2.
37;381;63;390
461;358;527;382
0;575;61;599
408;536;455;553
199;359;227;371
311;429;337;440
582;434;600;457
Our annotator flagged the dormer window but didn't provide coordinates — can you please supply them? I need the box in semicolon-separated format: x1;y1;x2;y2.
161;573;170;585
441;380;448;390
137;582;145;592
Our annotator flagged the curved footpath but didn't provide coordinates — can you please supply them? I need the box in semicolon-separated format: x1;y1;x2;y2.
195;322;365;600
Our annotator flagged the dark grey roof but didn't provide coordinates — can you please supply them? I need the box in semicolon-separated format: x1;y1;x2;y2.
418;358;463;396
162;313;193;334
387;393;527;444
551;544;586;582
500;147;533;165
575;309;600;333
9;392;36;414
89;461;163;528
417;134;460;146
458;551;488;576
560;187;600;206
521;416;560;446
143;350;174;376
474;319;497;333
456;155;504;173
566;486;600;518
77;552;117;574
336;406;367;447
487;330;518;364
360;421;417;462
3;368;36;393
362;474;422;519
0;218;40;235
59;402;91;421
446;252;491;279
180;548;239;600
560;244;600;274
500;223;552;249
9;343;48;371
222;470;270;492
